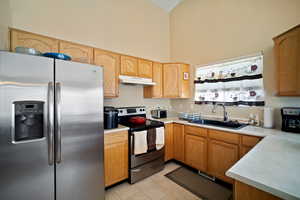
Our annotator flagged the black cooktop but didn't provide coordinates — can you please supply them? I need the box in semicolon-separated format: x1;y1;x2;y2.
119;119;164;132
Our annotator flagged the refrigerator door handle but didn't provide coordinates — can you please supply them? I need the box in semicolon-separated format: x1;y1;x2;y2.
47;82;55;165
55;82;62;163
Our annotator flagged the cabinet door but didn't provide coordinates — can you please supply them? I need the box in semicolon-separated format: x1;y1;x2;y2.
104;131;128;187
138;59;153;79
163;64;180;98
185;134;207;172
208;140;239;183
59;41;93;64
120;56;138;76
173;123;184;162
144;62;163;98
94;49;120;98
240;146;252;158
164;123;174;162
274;27;300;96
10;29;59;53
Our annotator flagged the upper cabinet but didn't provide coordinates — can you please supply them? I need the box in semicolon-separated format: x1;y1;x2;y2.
163;63;191;98
10;28;59;53
138;59;153;79
59;41;93;64
273;24;300;96
144;62;163;98
94;49;120;98
120;55;138;76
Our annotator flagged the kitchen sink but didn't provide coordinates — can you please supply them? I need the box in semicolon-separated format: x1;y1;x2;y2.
189;119;248;129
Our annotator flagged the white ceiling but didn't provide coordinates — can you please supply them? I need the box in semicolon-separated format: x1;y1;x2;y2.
149;0;183;12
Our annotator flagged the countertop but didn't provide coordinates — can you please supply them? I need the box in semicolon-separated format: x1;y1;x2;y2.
104;125;129;134
151;117;300;200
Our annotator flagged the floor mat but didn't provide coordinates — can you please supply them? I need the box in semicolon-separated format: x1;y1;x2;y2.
165;167;232;200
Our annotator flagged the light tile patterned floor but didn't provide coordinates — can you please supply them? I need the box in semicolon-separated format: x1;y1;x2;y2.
105;162;202;200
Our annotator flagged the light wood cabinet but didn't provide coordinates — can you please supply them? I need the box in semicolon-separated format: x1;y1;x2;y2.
138;59;153;79
273;24;300;96
235;181;281;200
173;123;185;162
120;55;138;76
144;62;163;98
163;63;190;98
164;123;174;162
240;135;262;158
104;131;128;187
59;41;93;64
208;139;239;183
185;134;207;172
94;49;120;98
10;28;59;53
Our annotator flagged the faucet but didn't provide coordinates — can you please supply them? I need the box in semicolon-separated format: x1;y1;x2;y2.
212;103;229;122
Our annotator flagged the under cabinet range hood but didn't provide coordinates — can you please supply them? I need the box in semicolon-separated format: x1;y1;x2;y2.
119;75;156;85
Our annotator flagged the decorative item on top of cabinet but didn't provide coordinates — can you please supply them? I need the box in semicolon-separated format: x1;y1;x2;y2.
94;49;120;98
10;28;59;53
273;24;300;96
120;55;138;76
104;131;128;187
144;62;163;98
164;123;174;162
138;59;153;79
173;123;185;162
59;41;93;64
163;63;191;98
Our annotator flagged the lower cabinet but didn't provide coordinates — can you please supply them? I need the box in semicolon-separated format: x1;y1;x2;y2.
240;135;262;158
208;139;239;183
164;123;174;162
104;131;128;187
234;181;281;200
185;134;207;172
173;123;185;162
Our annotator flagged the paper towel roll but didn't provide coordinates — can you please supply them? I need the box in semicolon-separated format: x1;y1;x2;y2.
264;107;274;128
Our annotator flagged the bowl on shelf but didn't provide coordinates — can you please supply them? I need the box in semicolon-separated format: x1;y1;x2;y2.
15;47;42;56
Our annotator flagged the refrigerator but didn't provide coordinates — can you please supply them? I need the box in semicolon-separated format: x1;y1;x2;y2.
0;51;104;200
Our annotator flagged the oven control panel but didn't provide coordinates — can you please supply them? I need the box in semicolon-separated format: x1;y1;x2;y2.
117;106;146;116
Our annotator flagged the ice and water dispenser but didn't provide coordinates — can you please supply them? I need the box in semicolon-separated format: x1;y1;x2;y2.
13;101;44;142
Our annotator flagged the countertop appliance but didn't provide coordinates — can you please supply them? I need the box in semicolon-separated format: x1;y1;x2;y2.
0;51;104;200
151;109;167;119
104;106;118;129
281;107;300;133
117;106;165;184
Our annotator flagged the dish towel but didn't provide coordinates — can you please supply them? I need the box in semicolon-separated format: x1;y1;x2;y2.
156;127;165;150
147;128;157;151
133;130;148;155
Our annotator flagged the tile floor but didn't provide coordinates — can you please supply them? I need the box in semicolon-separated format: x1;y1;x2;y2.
105;162;202;200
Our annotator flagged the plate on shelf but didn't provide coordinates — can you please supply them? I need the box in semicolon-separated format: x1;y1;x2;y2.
42;52;71;60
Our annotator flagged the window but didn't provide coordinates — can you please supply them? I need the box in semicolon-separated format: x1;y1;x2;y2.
194;53;264;106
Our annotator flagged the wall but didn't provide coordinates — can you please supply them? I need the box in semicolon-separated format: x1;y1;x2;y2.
2;0;172;111
170;0;300;127
0;0;11;50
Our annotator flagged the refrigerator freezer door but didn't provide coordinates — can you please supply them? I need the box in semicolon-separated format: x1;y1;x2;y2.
55;59;104;200
0;52;55;200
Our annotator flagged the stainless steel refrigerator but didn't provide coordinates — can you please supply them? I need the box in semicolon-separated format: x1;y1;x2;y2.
0;51;104;200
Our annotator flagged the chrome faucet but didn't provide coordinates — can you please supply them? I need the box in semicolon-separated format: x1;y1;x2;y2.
212;104;229;122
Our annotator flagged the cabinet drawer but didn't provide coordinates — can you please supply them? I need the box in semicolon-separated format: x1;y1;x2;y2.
241;135;261;147
208;129;239;144
104;131;128;145
185;125;207;137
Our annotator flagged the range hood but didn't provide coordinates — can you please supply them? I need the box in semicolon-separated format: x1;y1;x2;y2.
119;75;156;85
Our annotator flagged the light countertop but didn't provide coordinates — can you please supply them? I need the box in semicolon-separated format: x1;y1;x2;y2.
104;125;129;134
151;117;300;199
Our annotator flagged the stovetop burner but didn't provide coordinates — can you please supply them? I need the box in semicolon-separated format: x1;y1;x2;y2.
120;119;164;132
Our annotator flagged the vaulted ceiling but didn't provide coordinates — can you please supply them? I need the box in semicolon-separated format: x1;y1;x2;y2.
149;0;184;12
